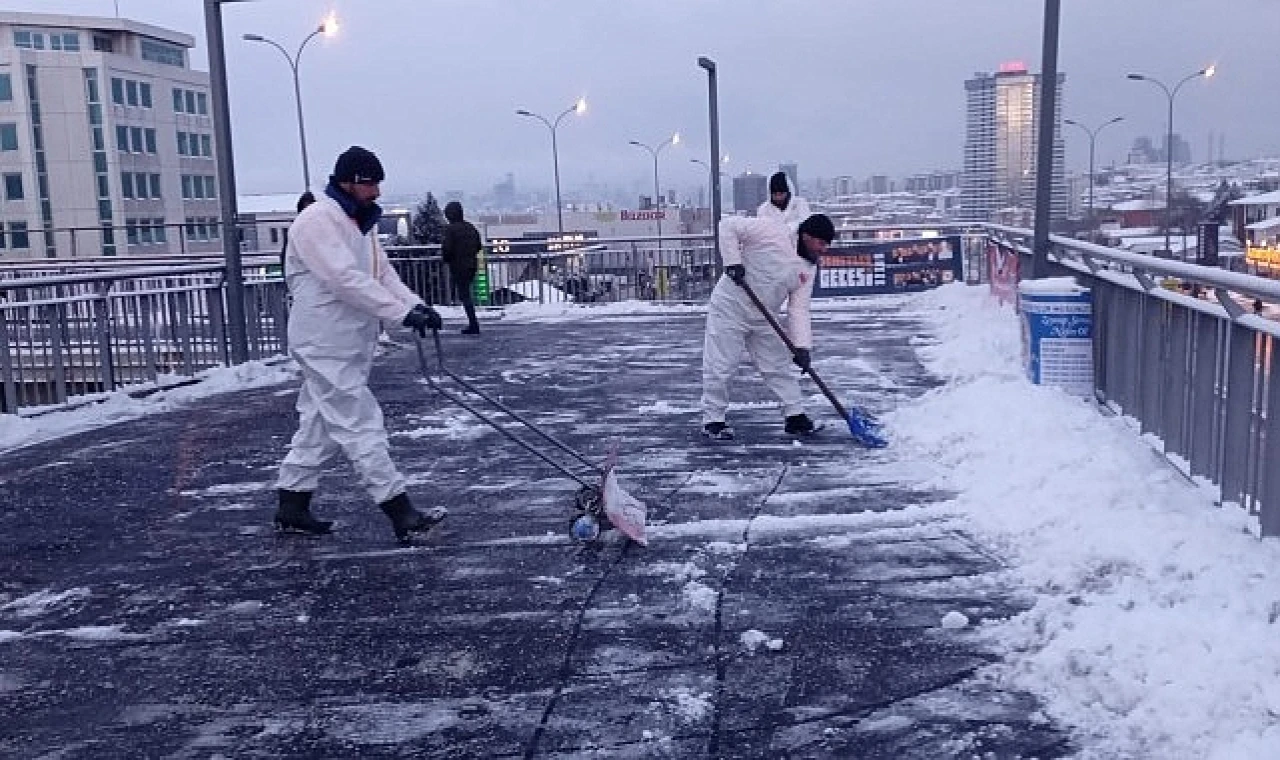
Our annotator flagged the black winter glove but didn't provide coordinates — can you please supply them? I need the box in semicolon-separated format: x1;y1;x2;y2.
725;264;746;285
403;305;443;336
792;348;812;373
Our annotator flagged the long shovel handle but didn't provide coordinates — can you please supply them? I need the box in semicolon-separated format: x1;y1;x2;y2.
425;330;603;475
737;281;850;420
414;334;593;487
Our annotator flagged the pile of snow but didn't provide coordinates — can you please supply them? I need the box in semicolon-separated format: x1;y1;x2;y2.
666;686;714;722
1;587;90;618
893;283;1280;758
500;298;705;323
739;629;784;654
681;581;717;612
0;624;146;642
0;359;296;455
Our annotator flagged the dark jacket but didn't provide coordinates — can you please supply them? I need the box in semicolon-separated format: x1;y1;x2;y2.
441;219;482;272
280;191;316;277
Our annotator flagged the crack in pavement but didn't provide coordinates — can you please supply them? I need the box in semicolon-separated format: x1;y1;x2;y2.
707;464;790;759
522;471;697;759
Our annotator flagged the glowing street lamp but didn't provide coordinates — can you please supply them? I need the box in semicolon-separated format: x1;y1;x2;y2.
629;133;680;244
1127;64;1216;255
516;97;588;234
1063;116;1123;220
242;16;339;190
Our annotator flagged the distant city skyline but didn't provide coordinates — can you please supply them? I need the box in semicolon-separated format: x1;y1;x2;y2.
10;0;1280;199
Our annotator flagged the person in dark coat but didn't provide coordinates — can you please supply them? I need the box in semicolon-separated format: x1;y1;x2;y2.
441;201;482;334
279;191;316;277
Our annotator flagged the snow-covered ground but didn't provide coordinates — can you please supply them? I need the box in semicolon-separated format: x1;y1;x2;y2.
2;286;1278;757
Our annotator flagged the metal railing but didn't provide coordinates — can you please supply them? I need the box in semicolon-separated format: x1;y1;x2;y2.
0;233;717;414
987;225;1280;536
385;234;719;307
0;252;283;282
0;263;287;413
0;221;247;260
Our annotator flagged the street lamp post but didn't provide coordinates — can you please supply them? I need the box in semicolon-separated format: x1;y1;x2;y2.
516;98;586;235
243;15;337;191
697;57;721;270
1029;0;1061;280
204;0;253;364
690;155;728;208
1127;65;1215;257
629;133;680;249
1063;116;1123;221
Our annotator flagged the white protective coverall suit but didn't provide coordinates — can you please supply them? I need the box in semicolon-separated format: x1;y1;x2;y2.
276;192;424;504
756;176;812;230
701;214;816;425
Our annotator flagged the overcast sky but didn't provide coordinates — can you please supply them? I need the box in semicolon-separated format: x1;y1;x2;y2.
19;0;1280;198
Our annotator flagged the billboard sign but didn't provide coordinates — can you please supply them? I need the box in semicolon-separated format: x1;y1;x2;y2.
812;236;963;297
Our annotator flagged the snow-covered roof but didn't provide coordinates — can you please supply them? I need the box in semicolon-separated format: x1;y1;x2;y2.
1111;199;1163;212
1229;190;1280;207
1117;235;1196;254
238;193;309;215
1101;226;1159;238
1246;217;1280;232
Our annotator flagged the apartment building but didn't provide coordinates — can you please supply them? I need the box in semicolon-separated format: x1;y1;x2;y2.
0;12;217;258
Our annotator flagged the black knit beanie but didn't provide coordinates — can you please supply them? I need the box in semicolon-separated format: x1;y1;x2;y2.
331;146;385;184
769;171;790;195
798;214;835;243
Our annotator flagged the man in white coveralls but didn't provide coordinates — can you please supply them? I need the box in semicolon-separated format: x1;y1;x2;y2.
700;212;836;440
274;146;446;541
757;170;812;229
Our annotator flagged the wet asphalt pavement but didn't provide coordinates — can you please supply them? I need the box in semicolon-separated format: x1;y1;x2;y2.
0;302;1070;758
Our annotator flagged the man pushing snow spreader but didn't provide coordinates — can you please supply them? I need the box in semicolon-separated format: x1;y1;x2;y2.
273;146;448;542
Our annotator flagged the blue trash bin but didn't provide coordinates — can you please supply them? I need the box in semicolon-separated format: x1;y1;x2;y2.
1018;278;1094;397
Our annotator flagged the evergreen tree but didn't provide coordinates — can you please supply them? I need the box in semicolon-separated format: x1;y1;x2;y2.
410;192;447;244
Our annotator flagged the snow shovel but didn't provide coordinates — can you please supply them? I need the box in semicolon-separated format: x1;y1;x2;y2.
413;330;648;545
737;281;889;448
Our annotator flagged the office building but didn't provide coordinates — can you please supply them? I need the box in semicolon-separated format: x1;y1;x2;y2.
733;172;767;214
961;61;1066;223
778;162;798;194
0;12;217;258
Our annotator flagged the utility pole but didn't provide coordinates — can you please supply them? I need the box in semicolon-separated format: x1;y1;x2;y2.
1029;0;1061;280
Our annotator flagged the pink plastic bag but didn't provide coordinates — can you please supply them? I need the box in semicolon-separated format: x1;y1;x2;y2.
602;464;647;546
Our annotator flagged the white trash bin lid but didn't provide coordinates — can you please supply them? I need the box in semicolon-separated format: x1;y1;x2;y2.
1018;276;1089;296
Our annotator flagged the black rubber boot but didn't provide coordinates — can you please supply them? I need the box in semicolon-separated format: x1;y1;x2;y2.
784;413;817;436
379;492;446;541
461;298;480;334
701;421;734;441
274;489;333;535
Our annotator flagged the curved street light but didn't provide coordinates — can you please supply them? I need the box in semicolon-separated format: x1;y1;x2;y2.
629;133;680;245
689;154;729;175
242;14;338;191
516;98;587;234
1127;65;1215;256
691;155;728;209
1063;116;1123;221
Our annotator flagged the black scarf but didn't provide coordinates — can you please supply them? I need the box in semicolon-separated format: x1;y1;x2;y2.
325;181;382;235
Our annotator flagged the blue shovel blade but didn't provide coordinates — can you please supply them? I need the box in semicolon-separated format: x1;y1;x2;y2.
846;408;888;448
